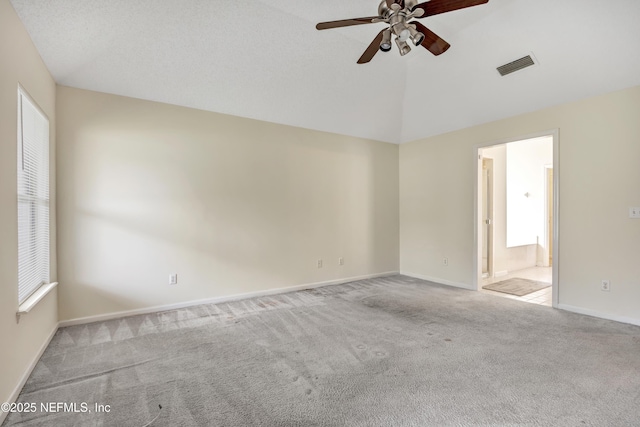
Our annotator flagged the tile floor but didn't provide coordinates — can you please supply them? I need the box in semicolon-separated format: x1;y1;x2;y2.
480;266;553;307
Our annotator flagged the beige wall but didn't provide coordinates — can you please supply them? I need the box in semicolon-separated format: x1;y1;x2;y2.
0;0;58;411
400;85;640;323
56;86;399;321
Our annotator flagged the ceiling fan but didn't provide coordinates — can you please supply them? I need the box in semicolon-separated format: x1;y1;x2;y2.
316;0;489;64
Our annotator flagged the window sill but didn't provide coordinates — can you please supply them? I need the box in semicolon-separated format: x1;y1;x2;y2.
16;282;58;323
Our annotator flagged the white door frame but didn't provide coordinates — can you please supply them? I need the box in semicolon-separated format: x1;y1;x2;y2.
472;129;560;308
480;157;494;278
543;164;553;268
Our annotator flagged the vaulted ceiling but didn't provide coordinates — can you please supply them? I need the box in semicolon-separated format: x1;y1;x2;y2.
10;0;640;143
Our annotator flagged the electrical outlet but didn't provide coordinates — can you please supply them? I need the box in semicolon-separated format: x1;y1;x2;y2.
629;207;640;218
338;257;344;266
317;259;323;268
443;258;449;266
169;274;178;285
601;280;610;292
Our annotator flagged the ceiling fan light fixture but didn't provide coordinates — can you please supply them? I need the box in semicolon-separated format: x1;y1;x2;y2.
411;32;424;46
395;37;411;56
398;28;411;42
380;29;392;52
408;25;424;46
390;19;411;42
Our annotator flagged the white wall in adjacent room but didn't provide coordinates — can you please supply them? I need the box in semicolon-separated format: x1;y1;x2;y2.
506;136;553;248
482;136;553;276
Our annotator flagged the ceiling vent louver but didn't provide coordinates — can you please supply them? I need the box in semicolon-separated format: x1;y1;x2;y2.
497;55;536;76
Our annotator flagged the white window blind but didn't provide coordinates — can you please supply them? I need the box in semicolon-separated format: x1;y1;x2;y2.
17;88;50;305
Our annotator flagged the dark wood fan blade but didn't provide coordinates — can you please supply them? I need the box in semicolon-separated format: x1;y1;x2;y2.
316;17;380;30
411;21;451;55
413;0;488;17
357;30;386;64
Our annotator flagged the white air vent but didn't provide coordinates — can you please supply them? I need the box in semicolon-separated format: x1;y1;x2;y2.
497;55;536;76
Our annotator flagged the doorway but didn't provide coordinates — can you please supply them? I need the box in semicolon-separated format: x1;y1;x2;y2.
474;132;558;308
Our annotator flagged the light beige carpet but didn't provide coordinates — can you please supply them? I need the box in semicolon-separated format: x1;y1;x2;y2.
483;277;551;296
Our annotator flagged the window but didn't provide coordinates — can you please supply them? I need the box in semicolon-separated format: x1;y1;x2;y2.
17;88;50;304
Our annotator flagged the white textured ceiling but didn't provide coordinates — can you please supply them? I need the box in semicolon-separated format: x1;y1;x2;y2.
10;0;640;143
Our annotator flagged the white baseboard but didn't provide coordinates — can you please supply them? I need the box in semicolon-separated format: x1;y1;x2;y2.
1;323;59;425
400;272;473;291
557;304;640;327
58;271;400;327
493;270;509;278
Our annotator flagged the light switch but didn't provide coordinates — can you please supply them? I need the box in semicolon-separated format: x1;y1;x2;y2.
629;207;640;219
